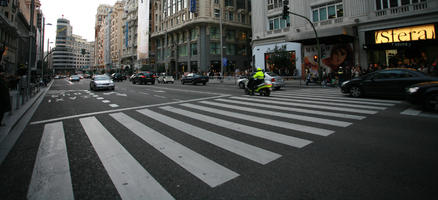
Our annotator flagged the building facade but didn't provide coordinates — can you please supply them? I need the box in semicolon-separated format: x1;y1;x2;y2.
150;0;252;75
252;0;438;77
94;4;112;71
110;1;125;71
121;0;138;71
52;17;74;74
72;34;93;71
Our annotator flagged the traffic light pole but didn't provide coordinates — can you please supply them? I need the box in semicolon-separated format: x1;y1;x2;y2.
287;11;321;81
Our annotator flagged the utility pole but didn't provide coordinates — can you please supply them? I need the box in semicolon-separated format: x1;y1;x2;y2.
219;0;224;82
283;0;321;80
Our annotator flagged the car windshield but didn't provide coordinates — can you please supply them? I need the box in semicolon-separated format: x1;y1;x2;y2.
266;72;278;76
95;76;110;80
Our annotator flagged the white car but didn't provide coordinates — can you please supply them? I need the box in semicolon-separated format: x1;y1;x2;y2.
90;75;115;91
157;73;174;84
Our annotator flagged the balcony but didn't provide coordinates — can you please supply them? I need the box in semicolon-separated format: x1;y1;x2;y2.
375;2;428;17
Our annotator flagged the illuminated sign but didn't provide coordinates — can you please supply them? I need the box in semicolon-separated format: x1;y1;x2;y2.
375;24;435;44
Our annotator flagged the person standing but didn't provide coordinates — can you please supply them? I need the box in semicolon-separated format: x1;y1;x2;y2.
0;72;12;126
338;67;345;87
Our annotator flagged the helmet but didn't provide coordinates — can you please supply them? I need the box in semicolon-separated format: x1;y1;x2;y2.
257;67;262;71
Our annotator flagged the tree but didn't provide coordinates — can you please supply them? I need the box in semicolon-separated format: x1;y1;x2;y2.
266;45;296;75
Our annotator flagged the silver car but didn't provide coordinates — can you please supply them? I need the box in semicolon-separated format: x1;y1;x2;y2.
237;72;285;90
90;75;115;91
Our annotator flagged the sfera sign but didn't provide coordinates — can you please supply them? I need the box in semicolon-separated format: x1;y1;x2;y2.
375;24;435;44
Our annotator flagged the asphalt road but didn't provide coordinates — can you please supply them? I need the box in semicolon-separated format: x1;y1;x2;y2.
1;78;437;200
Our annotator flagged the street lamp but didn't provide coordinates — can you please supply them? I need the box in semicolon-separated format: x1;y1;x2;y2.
41;22;52;82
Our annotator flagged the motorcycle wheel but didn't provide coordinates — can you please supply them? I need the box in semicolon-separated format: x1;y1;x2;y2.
264;89;271;96
245;88;250;95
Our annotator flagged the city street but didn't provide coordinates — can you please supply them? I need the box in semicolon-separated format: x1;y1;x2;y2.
1;78;437;199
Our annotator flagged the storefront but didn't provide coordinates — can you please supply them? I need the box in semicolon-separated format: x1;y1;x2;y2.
363;23;437;69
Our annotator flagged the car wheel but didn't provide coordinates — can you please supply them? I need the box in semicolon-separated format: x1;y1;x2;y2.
274;86;281;90
424;93;438;111
350;86;362;98
239;82;245;89
152;81;155;85
203;82;206;85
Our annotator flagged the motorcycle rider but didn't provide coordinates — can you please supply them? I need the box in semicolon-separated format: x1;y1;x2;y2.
249;67;265;95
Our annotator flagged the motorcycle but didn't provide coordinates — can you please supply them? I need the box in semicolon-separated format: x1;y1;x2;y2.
244;78;272;96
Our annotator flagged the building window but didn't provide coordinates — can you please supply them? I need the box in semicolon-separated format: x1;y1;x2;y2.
375;0;425;10
210;27;219;39
214;0;219;4
228;11;234;21
225;0;234;7
312;0;343;22
267;0;283;10
226;30;235;41
191;43;197;55
225;44;236;55
210;42;220;55
268;16;290;31
190;29;198;40
214;9;220;18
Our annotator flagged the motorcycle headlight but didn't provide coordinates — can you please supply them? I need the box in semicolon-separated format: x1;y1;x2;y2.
407;87;419;94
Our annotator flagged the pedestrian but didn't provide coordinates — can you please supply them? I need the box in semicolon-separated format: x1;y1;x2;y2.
338;66;344;87
0;71;12;126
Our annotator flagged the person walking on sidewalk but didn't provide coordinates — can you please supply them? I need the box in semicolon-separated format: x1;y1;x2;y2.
0;71;12;126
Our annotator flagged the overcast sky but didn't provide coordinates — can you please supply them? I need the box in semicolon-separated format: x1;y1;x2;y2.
40;0;118;50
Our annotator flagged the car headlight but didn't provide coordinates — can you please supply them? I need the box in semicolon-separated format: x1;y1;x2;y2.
407;87;419;94
341;80;350;87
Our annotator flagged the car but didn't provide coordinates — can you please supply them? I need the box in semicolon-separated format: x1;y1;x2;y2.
54;75;61;79
341;68;438;98
69;75;80;82
406;81;438;111
112;73;125;82
157;73;174;84
90;75;115;91
181;73;209;85
237;72;285;90
132;71;156;85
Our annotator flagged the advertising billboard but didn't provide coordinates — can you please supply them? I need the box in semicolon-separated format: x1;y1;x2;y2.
137;0;150;60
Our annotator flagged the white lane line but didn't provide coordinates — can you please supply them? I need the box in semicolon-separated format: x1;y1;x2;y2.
181;103;334;136
153;95;167;99
261;96;387;110
92;95;99;98
102;100;111;103
137;109;281;164
200;101;351;127
79;117;175;200
30;95;230;125
275;92;402;104
110;113;239;187
109;104;120;108
27;122;74;200
160;106;312;148
116;93;127;97
272;94;395;106
230;97;378;115
97;97;104;100
400;108;422;116
65;79;73;85
215;99;365;120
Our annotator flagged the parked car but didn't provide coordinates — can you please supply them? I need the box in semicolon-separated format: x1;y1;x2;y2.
237;72;285;90
90;75;115;91
181;73;209;85
69;75;80;82
341;68;438;98
157;73;174;84
112;73;125;82
132;71;156;85
406;81;438;111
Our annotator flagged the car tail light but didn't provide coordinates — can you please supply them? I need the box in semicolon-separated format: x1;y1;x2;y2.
152;75;156;78
271;78;276;82
140;75;145;78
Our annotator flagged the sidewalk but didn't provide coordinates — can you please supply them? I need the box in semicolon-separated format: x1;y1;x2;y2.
0;81;53;149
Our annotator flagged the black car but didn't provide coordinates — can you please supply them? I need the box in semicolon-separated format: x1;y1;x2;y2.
181;73;209;85
341;68;438;98
112;73;125;82
132;71;156;85
406;81;438;111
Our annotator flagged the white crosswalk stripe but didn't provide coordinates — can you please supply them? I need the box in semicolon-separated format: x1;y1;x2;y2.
21;88;400;198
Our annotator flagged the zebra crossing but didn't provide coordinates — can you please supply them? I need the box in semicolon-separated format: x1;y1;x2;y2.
26;88;400;199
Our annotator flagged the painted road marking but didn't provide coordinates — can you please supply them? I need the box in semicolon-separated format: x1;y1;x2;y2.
181;103;334;136
215;98;365;120
200;101;352;127
102;100;111;103
111;113;239;187
272;94;395;106
400;108;422;116
27;122;74;200
160;106;312;148
96;97;104;100
275;92;402;104
109;104;119;108
80;117;175;200
230;97;378;115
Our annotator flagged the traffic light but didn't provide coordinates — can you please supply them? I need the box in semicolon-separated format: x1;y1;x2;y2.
282;0;289;20
313;55;318;62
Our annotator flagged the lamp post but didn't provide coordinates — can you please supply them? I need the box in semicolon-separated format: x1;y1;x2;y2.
41;22;52;82
27;0;35;98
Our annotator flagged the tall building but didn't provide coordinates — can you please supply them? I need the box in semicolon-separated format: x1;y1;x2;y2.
150;0;252;74
121;0;138;71
52;17;74;74
94;4;112;71
72;35;93;70
88;41;95;70
252;0;438;76
110;1;125;71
